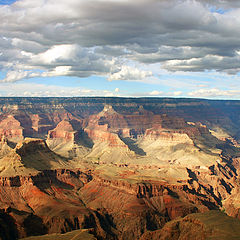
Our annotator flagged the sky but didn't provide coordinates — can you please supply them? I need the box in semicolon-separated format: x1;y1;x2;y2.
0;0;240;99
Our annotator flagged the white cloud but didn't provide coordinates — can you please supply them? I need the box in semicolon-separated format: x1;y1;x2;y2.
2;81;240;99
149;90;163;96
150;90;182;97
3;70;30;82
108;65;152;81
173;91;182;96
42;66;72;77
1;0;240;85
0;82;122;97
188;88;240;98
35;44;77;64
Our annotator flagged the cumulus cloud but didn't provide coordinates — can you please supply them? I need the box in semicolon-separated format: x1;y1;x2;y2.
1;43;122;82
1;0;240;82
108;65;152;81
3;70;30;82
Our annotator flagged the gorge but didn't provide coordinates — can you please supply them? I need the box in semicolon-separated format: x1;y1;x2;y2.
0;97;240;239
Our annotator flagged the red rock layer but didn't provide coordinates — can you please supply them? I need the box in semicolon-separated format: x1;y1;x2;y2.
0;115;24;143
84;105;211;142
47;120;77;142
84;129;127;147
0;170;199;239
0;157;238;240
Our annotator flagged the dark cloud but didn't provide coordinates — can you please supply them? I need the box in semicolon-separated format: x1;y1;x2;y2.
1;0;240;82
198;0;240;8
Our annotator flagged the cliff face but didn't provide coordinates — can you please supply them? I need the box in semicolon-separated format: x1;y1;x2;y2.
0;98;237;149
0;138;70;177
0;97;239;134
0;169;96;239
46;119;77;155
0;115;24;143
0;97;240;239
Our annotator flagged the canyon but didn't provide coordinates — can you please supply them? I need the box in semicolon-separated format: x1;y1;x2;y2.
0;97;240;239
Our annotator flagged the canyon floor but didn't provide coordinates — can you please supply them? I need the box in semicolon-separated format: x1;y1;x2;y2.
0;97;240;239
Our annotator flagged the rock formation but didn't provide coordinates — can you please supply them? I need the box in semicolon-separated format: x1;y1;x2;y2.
0;138;70;177
0;115;24;143
0;97;239;239
140;211;240;240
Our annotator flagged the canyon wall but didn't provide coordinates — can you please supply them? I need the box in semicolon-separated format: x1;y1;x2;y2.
0;97;240;239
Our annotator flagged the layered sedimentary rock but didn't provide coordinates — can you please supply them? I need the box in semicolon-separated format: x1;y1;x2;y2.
0;159;239;239
0;138;70;177
0;98;239;239
83;105;135;163
48;120;77;141
46;118;91;158
0;115;24;143
1;97;239;136
46;119;77;155
0;136;12;158
0;169;97;239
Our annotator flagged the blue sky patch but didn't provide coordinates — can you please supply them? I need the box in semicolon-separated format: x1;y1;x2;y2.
0;0;17;5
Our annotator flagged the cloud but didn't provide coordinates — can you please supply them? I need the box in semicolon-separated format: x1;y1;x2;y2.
2;81;237;99
173;91;182;96
108;65;152;81
188;88;240;98
0;44;121;82
1;0;240;83
0;82;122;97
149;90;163;96
3;70;30;82
139;90;182;97
198;0;240;9
162;54;240;74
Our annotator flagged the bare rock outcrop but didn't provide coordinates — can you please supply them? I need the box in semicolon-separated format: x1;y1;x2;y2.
0;115;24;143
140;211;240;240
0;138;70;177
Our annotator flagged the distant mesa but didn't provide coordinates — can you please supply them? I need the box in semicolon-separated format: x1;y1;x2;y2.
98;104;118;116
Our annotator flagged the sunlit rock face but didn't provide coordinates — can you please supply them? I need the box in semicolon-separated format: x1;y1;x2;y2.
0;97;240;239
0;115;24;143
